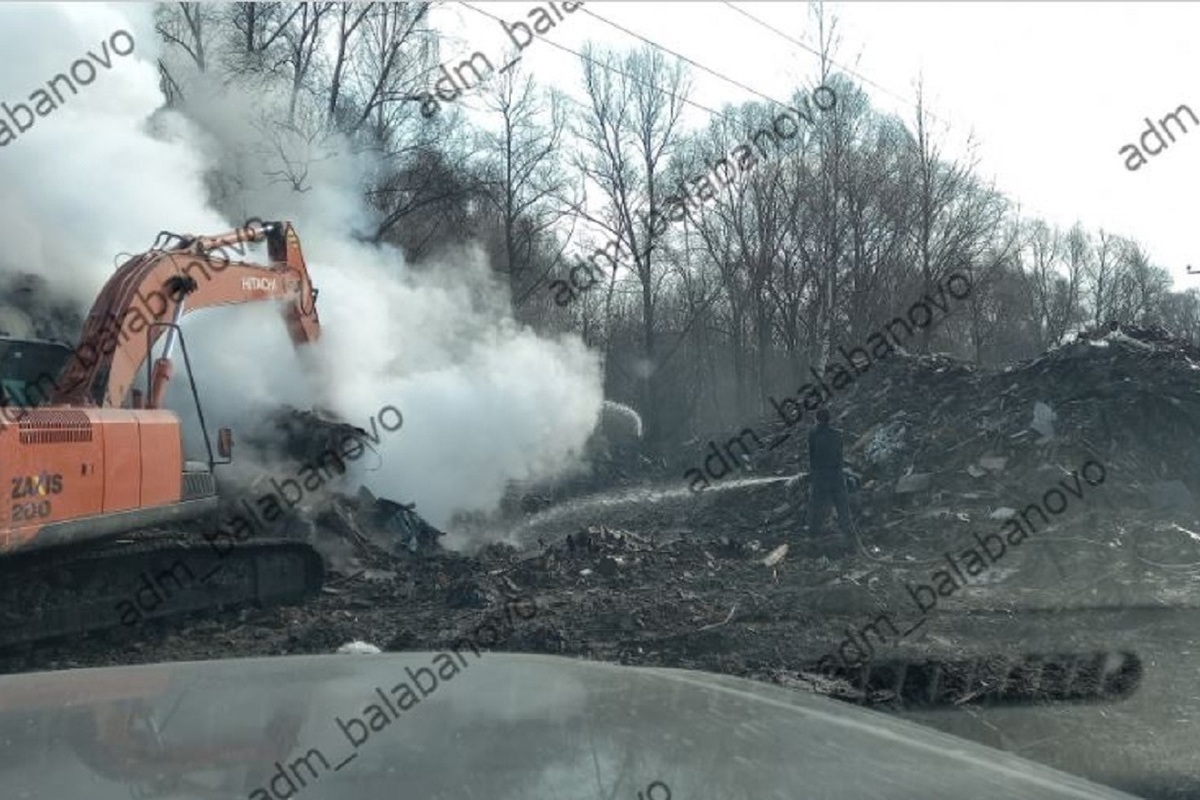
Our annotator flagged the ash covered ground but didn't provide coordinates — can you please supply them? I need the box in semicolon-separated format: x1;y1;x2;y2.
5;322;1200;692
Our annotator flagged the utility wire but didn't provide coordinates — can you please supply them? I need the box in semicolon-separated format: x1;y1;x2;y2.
453;0;1065;324
451;2;827;132
458;1;1047;258
429;0;1057;235
460;1;727;118
459;0;835;367
720;2;1072;229
721;1;928;121
577;6;819;115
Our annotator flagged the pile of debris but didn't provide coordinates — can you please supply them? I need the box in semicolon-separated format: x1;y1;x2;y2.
1075;320;1200;362
225;405;445;572
689;322;1200;559
763;325;1197;482
563;525;655;578
319;487;445;559
241;405;372;467
216;481;445;567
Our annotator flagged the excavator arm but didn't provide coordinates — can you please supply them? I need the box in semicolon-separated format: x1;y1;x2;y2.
50;219;321;409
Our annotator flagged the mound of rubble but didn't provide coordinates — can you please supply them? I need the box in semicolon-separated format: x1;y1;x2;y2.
225;405;446;573
664;321;1200;601
728;322;1200;513
241;405;374;466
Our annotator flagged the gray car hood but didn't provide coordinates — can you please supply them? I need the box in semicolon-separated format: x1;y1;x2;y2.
0;652;1139;800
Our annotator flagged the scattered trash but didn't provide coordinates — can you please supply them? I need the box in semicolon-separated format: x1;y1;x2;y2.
979;456;1008;472
360;569;398;583
1031;401;1057;441
864;421;908;466
337;641;382;655
763;544;789;567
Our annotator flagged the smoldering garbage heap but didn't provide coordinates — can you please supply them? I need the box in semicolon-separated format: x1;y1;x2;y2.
722;322;1200;552
219;405;445;574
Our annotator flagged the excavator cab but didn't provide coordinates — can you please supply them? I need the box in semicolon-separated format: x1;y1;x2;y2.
0;336;73;410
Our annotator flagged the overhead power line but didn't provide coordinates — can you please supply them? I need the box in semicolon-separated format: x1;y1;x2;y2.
452;2;1094;335
424;0;1065;235
460;1;729;118
458;0;839;363
577;6;818;115
720;1;927;119
718;2;1072;225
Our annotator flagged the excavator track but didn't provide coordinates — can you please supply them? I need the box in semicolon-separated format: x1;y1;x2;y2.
0;530;325;649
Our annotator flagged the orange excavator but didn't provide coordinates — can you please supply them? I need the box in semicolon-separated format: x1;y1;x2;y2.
0;219;327;647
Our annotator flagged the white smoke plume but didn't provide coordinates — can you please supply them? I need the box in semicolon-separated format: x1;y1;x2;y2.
0;3;605;530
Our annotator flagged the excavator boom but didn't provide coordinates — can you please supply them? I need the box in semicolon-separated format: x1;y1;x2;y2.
51;219;320;410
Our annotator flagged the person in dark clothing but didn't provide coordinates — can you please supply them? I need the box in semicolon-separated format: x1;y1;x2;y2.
808;408;855;548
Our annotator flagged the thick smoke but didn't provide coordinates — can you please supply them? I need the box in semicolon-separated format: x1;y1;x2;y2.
0;5;227;297
0;3;605;529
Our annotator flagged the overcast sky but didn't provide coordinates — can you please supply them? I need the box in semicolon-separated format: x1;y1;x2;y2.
438;1;1199;289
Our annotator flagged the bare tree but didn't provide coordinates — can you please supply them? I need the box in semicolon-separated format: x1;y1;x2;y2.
343;3;435;138
477;69;573;309
1112;240;1171;325
682;106;801;419
1084;230;1122;327
1021;220;1065;348
907;79;1011;353
1160;289;1200;343
155;2;218;103
327;3;375;123
806;0;851;364
572;44;691;453
157;2;209;72
279;3;333;123
221;3;299;74
1061;223;1090;335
